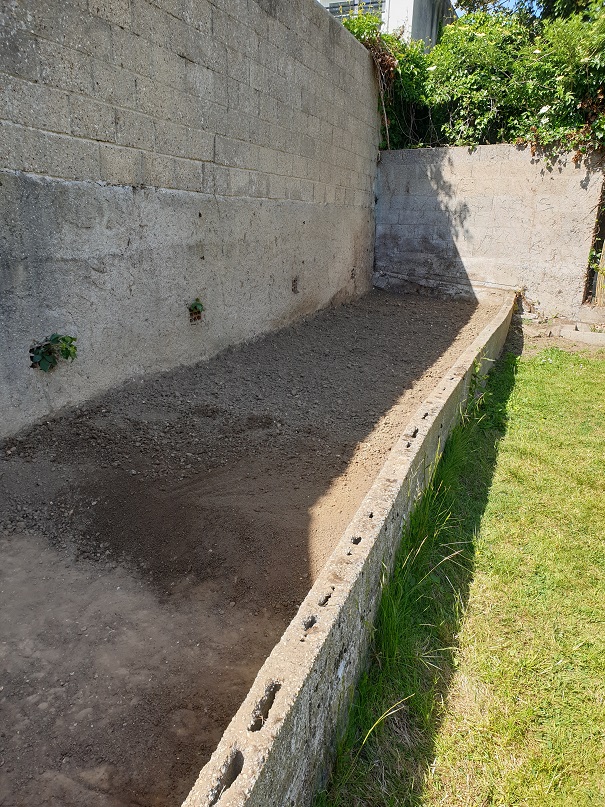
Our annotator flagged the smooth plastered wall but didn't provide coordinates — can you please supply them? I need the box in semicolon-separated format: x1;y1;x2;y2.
374;145;604;319
0;0;379;438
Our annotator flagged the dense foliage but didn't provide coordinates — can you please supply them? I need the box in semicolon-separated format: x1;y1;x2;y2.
342;11;428;148
456;0;591;20
343;4;605;156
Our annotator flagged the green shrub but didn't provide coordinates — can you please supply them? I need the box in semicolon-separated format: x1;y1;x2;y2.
343;11;428;148
343;4;605;156
425;12;535;146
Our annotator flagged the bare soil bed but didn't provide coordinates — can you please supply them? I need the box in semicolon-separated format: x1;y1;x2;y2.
0;291;500;807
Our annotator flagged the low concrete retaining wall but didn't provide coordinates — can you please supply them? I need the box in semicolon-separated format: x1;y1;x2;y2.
182;290;515;807
0;0;378;439
374;145;604;319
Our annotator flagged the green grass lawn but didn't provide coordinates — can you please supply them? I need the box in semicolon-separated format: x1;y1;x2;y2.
316;347;605;807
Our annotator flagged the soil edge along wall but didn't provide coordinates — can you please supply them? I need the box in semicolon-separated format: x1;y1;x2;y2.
182;291;515;807
0;0;379;438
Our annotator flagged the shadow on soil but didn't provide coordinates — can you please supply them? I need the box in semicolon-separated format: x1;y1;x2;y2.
0;291;490;807
317;319;523;807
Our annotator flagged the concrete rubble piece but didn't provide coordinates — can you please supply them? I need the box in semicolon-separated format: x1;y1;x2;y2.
183;291;515;807
558;324;605;346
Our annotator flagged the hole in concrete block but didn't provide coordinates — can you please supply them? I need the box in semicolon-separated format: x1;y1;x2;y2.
207;749;244;806
248;682;281;732
292;276;299;294
351;536;362;545
368;512;373;519
318;588;334;607
422;411;429;419
303;615;317;631
346;550;352;556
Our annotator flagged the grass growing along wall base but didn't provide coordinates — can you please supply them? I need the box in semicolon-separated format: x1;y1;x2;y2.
316;347;605;806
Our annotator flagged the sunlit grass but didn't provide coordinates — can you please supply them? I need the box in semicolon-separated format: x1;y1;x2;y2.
316;347;605;807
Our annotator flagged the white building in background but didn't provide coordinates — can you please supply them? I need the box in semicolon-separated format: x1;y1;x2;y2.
319;0;456;46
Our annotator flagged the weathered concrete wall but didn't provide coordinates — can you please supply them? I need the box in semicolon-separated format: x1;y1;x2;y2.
182;291;515;807
0;0;379;438
374;145;604;319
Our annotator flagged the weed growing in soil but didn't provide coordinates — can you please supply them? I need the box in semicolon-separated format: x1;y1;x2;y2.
30;334;77;372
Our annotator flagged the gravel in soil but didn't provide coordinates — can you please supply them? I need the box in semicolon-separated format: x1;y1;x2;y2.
0;291;500;807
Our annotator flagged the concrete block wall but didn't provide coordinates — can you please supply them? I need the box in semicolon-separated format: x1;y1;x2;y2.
374;145;605;319
0;0;379;438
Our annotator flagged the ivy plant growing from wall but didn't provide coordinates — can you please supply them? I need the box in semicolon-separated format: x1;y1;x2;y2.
30;334;77;372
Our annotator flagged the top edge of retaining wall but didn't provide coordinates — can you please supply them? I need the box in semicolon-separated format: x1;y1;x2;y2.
379;143;605;171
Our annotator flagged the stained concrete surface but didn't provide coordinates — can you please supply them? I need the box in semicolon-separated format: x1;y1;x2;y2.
0;0;378;438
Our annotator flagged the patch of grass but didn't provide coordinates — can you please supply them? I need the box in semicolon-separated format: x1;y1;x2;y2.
425;348;605;806
316;347;605;806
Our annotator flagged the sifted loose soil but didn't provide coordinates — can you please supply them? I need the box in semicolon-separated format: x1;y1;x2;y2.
0;291;500;807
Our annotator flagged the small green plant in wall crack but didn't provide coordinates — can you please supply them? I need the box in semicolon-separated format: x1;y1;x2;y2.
188;298;205;323
30;333;77;372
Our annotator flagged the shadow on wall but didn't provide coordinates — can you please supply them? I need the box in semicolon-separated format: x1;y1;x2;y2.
374;147;474;298
374;144;605;319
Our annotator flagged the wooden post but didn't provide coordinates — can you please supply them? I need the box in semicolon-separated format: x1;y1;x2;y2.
596;248;605;307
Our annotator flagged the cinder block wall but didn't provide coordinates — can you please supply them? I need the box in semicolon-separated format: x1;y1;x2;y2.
374;145;604;318
0;0;379;438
